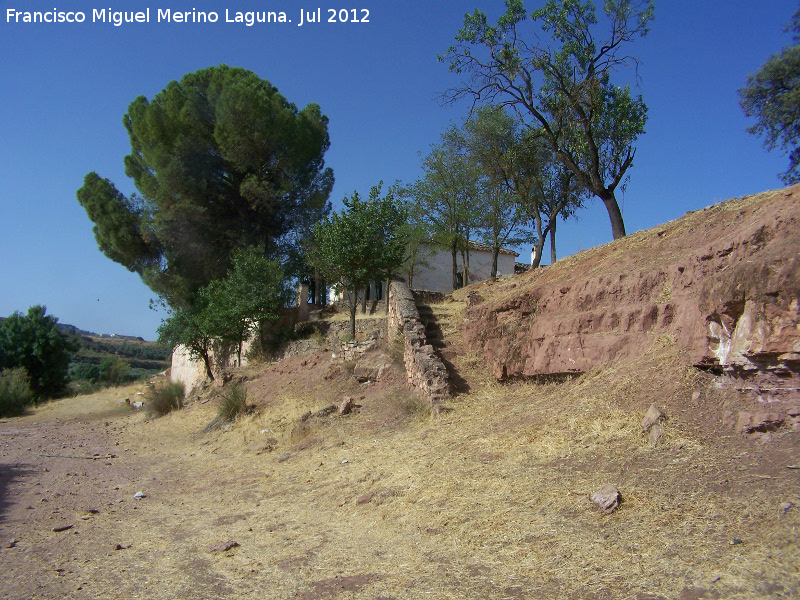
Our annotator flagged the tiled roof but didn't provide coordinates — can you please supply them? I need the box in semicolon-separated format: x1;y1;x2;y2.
467;240;520;257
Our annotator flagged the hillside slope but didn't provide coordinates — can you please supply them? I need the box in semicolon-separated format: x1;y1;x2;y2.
462;186;799;397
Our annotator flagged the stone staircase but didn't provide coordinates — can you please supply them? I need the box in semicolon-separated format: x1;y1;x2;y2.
414;299;468;394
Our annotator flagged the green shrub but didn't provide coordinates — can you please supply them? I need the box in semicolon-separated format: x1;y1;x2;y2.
98;356;130;385
145;381;185;418
217;382;248;423
68;379;101;396
69;362;100;383
0;368;35;417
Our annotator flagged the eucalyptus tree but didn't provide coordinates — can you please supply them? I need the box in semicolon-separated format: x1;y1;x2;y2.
461;106;585;268
441;0;654;240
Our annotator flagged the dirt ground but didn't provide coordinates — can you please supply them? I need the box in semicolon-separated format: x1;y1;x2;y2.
2;307;799;599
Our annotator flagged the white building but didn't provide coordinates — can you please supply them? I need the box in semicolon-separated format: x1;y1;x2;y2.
410;241;520;294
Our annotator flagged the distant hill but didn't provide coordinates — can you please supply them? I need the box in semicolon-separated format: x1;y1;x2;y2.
0;316;171;385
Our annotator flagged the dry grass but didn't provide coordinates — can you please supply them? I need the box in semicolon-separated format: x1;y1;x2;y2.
7;382;142;424
3;287;799;599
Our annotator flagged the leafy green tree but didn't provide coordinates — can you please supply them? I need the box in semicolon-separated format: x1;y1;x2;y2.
410;130;480;289
77;65;333;308
739;9;800;184
69;362;101;383
201;248;287;367
308;184;409;338
460;107;538;274
441;0;654;240
158;299;216;381
397;197;435;290
0;306;77;398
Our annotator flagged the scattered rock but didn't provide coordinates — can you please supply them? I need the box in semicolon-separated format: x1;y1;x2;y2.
208;540;239;553
314;405;337;418
5;538;17;548
131;401;144;409
721;410;737;428
731;538;743;545
244;442;274;455
52;525;73;532
113;543;129;551
373;489;396;505
641;404;663;430
465;291;484;308
357;491;376;505
648;424;663;447
278;453;291;463
133;492;146;500
780;502;793;514
353;351;394;383
339;396;355;416
590;485;621;514
298;411;312;423
757;432;773;444
736;411;785;434
692;391;702;402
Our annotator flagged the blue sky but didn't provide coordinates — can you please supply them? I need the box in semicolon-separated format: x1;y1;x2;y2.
0;0;795;339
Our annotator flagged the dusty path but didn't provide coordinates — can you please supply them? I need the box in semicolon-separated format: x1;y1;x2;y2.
0;389;173;599
3;347;800;600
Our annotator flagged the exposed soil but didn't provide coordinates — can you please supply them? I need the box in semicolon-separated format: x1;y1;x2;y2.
3;330;799;599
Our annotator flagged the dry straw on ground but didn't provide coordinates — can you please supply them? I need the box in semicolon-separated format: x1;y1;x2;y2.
2;283;798;599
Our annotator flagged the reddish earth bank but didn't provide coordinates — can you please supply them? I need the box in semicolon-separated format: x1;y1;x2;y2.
465;186;799;392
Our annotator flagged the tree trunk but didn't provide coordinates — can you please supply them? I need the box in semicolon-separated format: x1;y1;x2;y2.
201;349;215;381
384;278;390;314
463;243;470;286
313;268;321;305
531;237;546;269
491;247;499;278
550;216;557;264
361;284;368;314
451;243;459;290
600;189;626;239
349;294;357;339
531;213;545;269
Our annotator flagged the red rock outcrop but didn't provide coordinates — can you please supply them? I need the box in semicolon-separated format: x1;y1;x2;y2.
463;186;800;395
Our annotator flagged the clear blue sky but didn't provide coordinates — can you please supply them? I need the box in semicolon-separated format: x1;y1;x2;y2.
0;0;795;340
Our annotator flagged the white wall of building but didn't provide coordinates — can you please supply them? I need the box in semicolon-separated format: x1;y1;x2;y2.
411;245;518;293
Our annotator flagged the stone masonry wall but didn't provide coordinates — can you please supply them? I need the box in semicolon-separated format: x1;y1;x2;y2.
388;281;450;406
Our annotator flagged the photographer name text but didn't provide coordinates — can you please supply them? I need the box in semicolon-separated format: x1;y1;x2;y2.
5;7;371;27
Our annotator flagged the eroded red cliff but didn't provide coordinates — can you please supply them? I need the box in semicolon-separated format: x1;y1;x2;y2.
463;186;800;396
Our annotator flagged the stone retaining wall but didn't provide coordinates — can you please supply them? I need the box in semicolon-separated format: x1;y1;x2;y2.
388;281;450;406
